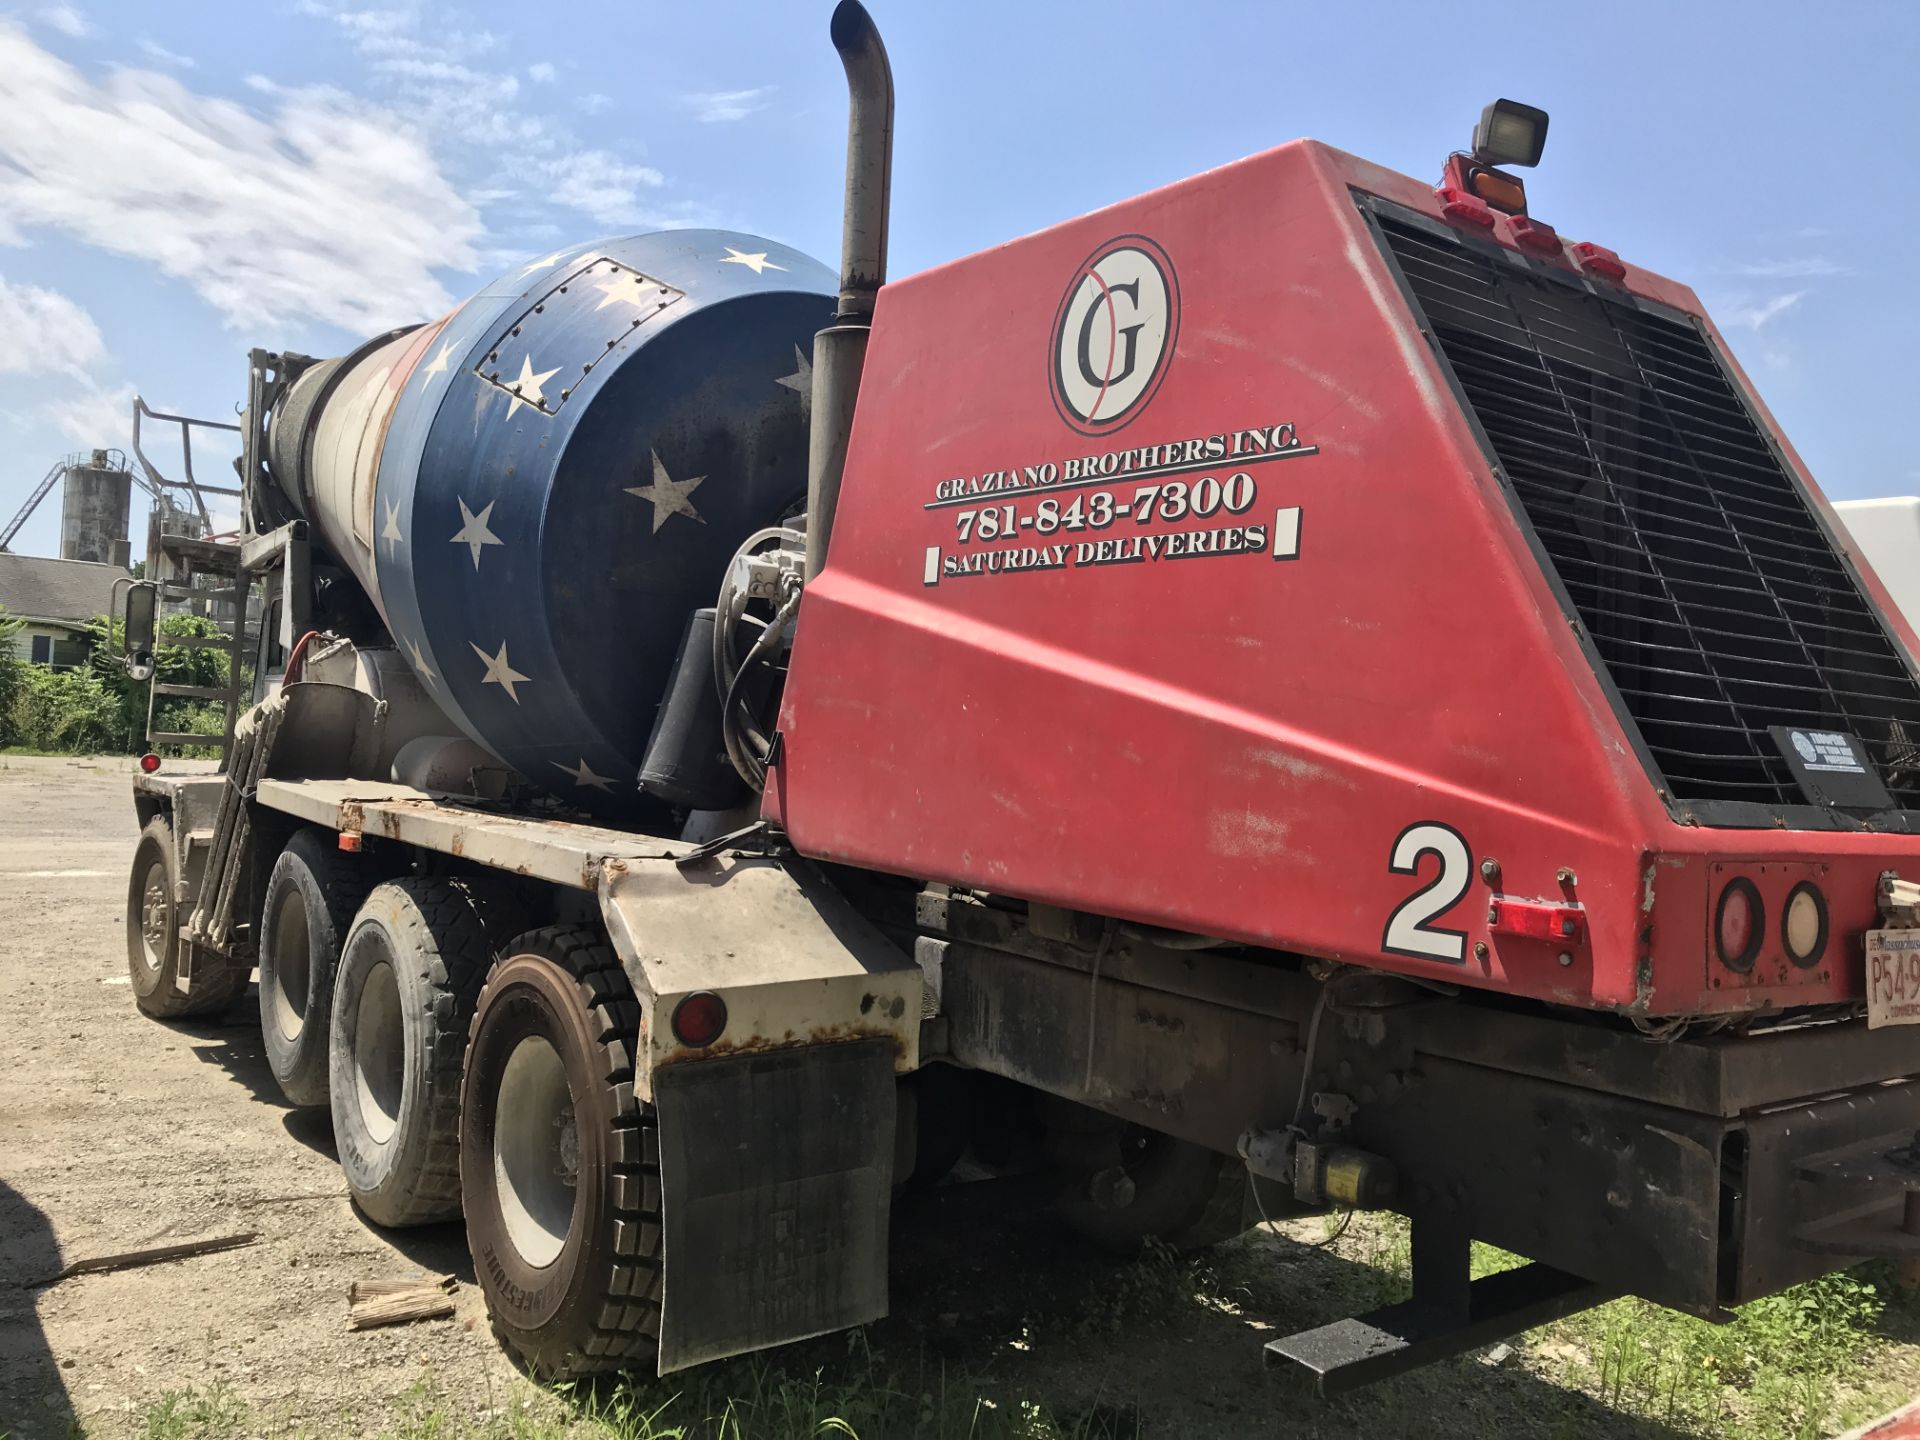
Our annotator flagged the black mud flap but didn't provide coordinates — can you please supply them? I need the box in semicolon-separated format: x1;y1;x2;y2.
652;1038;896;1372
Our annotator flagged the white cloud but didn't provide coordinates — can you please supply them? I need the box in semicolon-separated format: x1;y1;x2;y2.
298;0;668;228
135;37;196;68
547;151;664;225
576;92;612;115
0;276;105;379
1720;291;1806;331
47;382;135;449
0;22;480;332
37;4;88;38
1722;257;1849;280
686;86;774;123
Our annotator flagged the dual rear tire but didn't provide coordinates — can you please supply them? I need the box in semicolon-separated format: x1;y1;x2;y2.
258;829;376;1107
257;850;661;1374
328;879;492;1227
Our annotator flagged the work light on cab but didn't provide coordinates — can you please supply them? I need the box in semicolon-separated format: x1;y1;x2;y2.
1441;97;1550;219
1473;99;1550;169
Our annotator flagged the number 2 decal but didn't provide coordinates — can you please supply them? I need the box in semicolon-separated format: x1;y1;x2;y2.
1381;822;1472;964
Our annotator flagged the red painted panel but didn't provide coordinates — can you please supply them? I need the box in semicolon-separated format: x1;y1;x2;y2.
768;140;1920;1018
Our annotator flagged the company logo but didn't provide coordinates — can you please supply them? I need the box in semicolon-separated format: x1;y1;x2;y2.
1048;236;1179;436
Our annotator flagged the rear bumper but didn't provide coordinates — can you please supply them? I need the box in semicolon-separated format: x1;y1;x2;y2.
1731;1077;1920;1303
924;894;1920;1314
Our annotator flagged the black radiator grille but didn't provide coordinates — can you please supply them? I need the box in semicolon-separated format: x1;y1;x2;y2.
1372;211;1920;817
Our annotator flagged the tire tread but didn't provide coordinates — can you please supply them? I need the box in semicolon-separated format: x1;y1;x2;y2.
470;925;659;1378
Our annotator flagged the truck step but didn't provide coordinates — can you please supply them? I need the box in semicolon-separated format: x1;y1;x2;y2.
1264;1262;1607;1394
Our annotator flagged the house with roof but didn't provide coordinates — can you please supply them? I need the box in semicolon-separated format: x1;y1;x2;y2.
0;553;130;670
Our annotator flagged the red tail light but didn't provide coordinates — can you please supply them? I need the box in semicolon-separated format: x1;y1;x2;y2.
138;752;161;774
1715;878;1763;972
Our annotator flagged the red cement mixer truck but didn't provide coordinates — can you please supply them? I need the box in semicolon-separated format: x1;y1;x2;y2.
110;2;1920;1393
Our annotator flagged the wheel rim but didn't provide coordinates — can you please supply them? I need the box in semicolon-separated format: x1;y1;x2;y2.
270;890;312;1042
492;1033;578;1269
137;858;169;975
352;958;405;1145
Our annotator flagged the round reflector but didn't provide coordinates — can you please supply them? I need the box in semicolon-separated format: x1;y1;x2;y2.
1715;878;1762;973
670;991;728;1049
1782;882;1828;968
139;752;161;774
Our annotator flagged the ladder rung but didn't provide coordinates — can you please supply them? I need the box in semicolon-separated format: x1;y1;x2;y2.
166;633;241;650
153;683;234;700
160;586;243;604
148;731;228;747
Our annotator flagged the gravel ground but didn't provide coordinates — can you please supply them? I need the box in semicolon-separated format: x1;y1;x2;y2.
0;754;518;1438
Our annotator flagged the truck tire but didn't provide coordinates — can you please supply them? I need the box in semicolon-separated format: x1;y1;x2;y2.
460;927;660;1378
329;878;490;1226
258;829;377;1107
126;815;245;1019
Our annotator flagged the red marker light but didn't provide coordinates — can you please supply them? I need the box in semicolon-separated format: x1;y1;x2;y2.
138;752;161;774
1508;215;1561;257
671;991;728;1049
1573;242;1627;283
1487;895;1586;943
1435;185;1497;231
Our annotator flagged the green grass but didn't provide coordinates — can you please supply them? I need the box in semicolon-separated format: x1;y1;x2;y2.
135;1381;248;1440
103;1224;1920;1440
1553;1268;1902;1439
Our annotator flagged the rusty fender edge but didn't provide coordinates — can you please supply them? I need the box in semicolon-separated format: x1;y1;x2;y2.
597;850;921;1102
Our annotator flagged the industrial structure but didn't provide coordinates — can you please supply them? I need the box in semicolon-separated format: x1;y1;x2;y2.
98;5;1920;1402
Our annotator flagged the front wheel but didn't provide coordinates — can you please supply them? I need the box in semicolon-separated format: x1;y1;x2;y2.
461;927;660;1378
126;816;243;1019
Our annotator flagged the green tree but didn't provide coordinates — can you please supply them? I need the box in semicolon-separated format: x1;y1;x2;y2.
1;610;231;755
9;665;123;752
83;611;229;748
0;606;23;749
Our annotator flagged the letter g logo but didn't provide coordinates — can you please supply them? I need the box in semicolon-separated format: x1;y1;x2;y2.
1049;236;1179;436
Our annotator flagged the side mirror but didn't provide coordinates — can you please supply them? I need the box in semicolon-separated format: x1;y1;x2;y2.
116;579;159;682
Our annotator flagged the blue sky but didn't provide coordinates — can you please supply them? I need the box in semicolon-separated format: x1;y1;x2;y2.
1;0;1915;559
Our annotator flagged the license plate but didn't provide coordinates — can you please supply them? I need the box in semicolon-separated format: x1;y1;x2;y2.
1867;930;1920;1028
